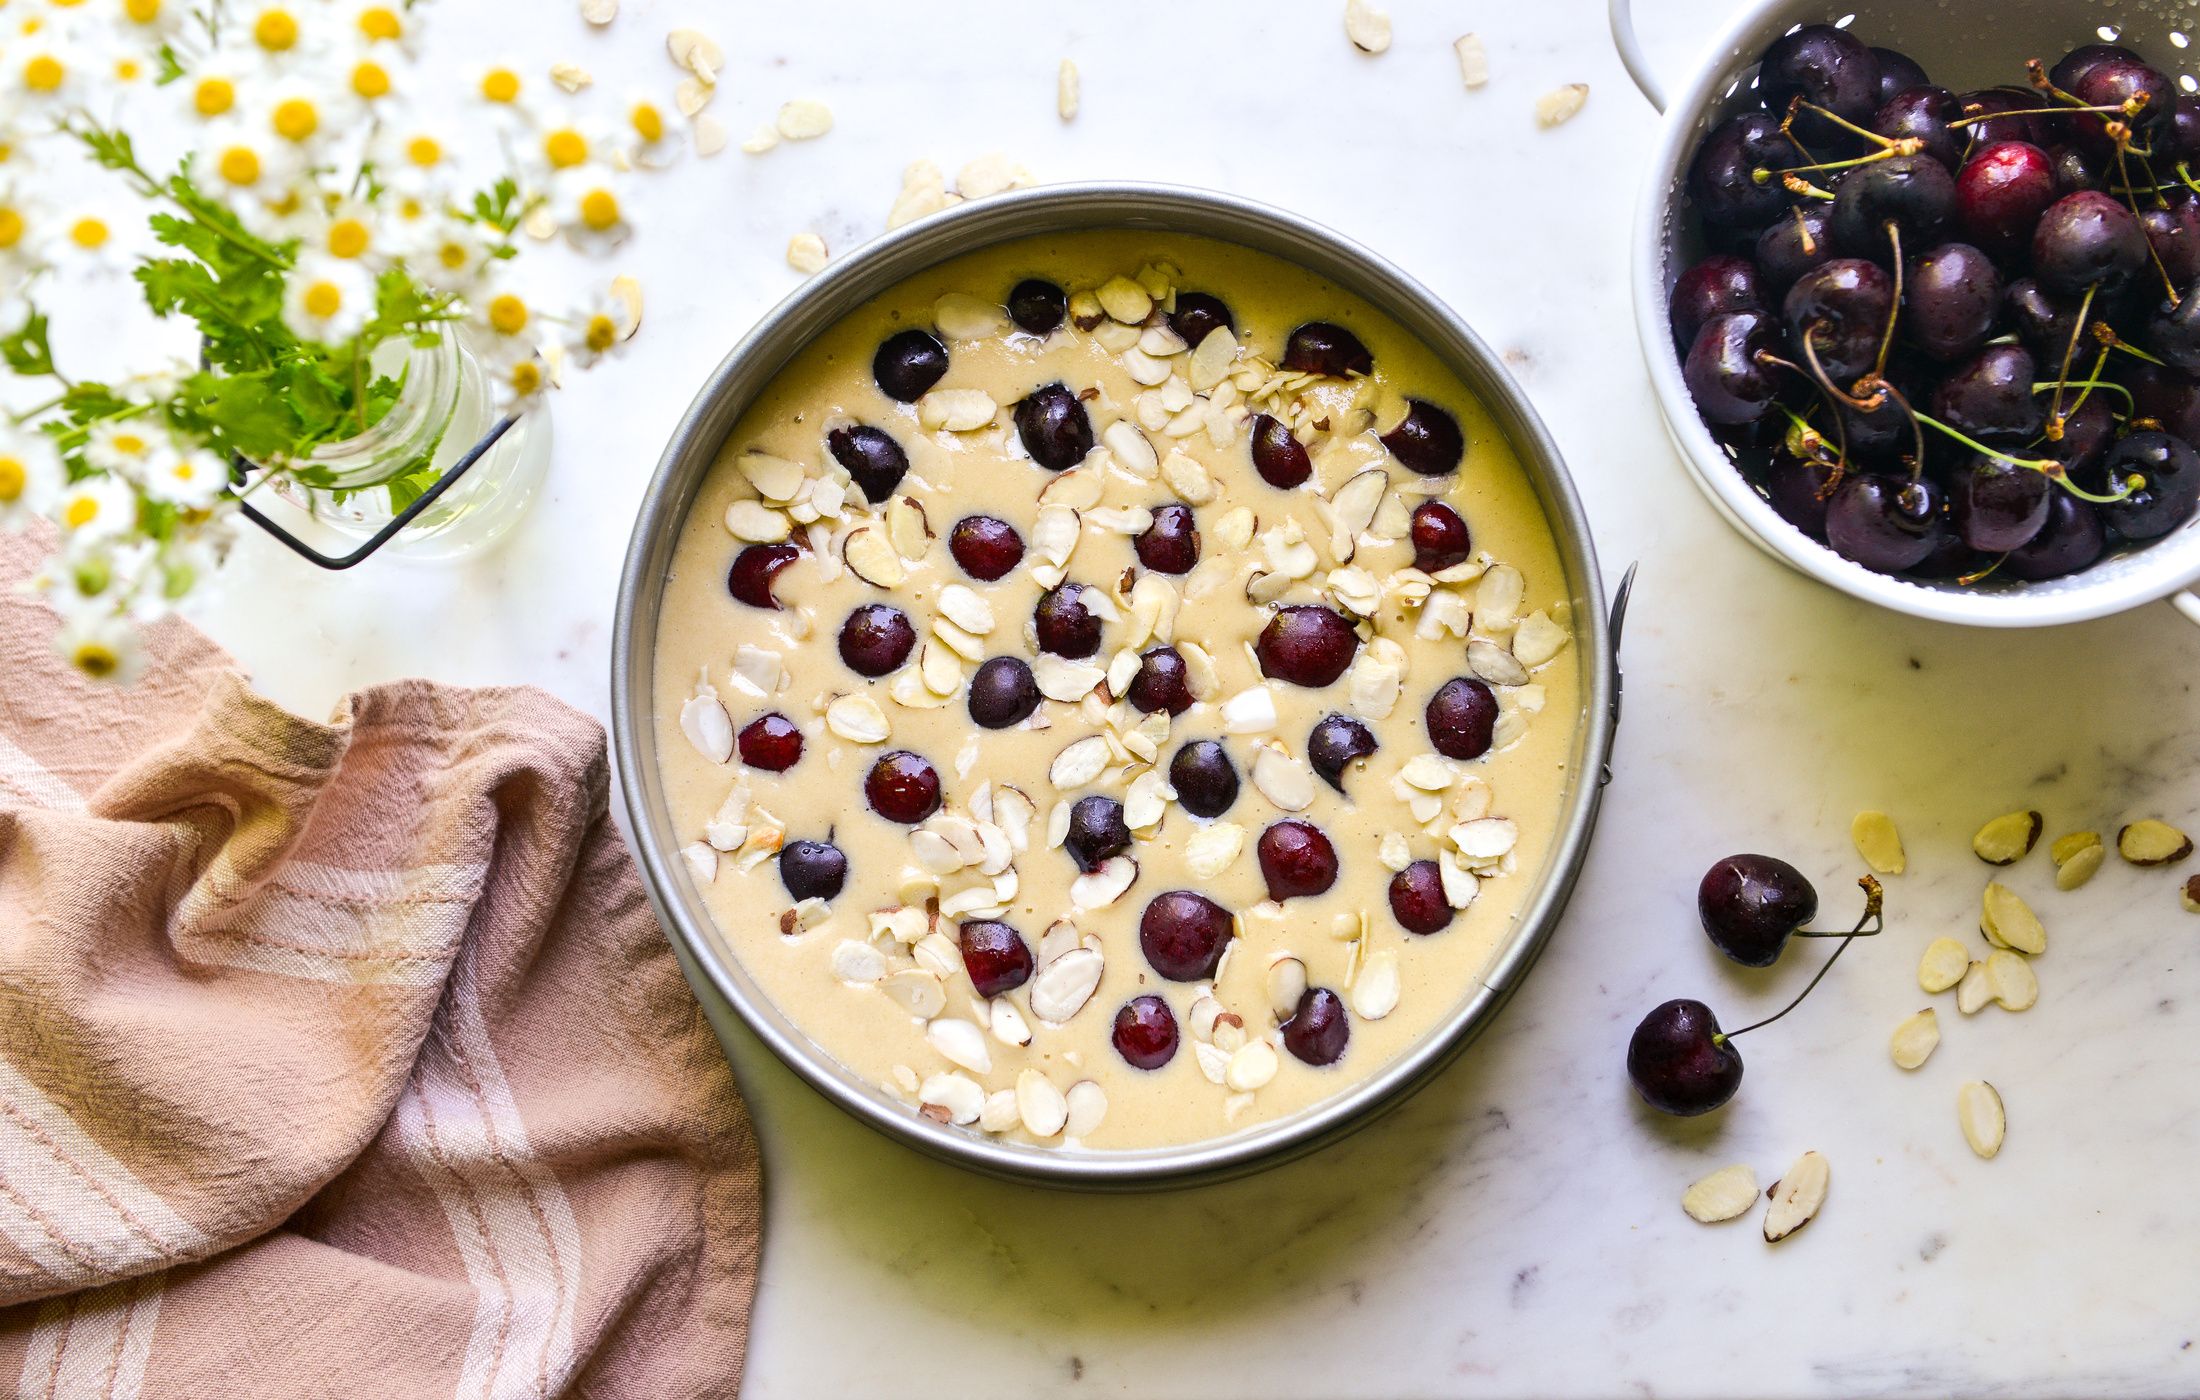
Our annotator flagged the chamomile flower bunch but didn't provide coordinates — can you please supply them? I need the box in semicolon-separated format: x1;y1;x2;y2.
3;0;662;680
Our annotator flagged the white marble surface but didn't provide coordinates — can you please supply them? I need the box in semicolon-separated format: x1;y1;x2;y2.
165;0;2200;1394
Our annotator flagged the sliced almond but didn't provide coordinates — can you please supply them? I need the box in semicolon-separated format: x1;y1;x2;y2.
1343;0;1392;53
885;495;932;560
665;28;723;83
1511;611;1571;668
1220;685;1279;735
1250;745;1314;812
1454;33;1490;88
1096;275;1153;324
882;969;946;1019
2181;874;2199;913
774;98;833;140
1954;959;1992;1015
1325;468;1388;560
1162;450;1216;505
1983;948;2038;1011
1680;1164;1758;1224
1029;946;1104;1023
1851;810;1906;875
1189;327;1237;390
1184;821;1246;880
830;939;885;985
1101;421;1159;477
936;583;995;635
679;841;717;884
1016;1070;1068;1137
550;61;592;93
1266;955;1309;1021
1466;639;1529;688
1888;1008;1940;1069
1056;59;1080;121
1535;83;1589;127
1351;950;1400;1020
724;499;790;543
825;694;890;744
1063;1079;1105;1137
842;526;907;588
1972;810;2044;865
979;1088;1021;1134
1033;653;1105;703
1917;936;1969;993
1958;1081;2005;1158
926;1017;991;1074
917;1071;984;1126
1049;735;1111;789
1762;1150;1829;1242
694;116;731;157
1449;817;1518;862
783;231;827;274
679;690;733;764
934;292;1008;341
1224;1040;1279;1091
2118;818;2193;866
2052;831;2105;890
1980;881;2046;955
917;388;999;432
1070;855;1138;911
580;0;617;24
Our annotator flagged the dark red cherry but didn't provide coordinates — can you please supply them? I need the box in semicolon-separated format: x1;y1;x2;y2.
1684;311;1783;426
948;515;1024;580
1825;474;1944;572
1829;153;1954;260
2002;277;2091;364
1126;647;1193;715
1250;413;1313;487
1904;242;2001;362
729;543;799;609
1255;605;1359;687
737;712;804;771
1388;860;1453;934
2004;493;2107;580
1168;292;1235;347
1410;500;1472;572
1112;995;1180;1070
1697;854;1819;967
1381;400;1465;475
1064;795;1130;872
826;424;909;503
1669;254;1763;352
1869;46;1929;105
2139;195;2200;288
1282;321;1372;377
1007;278;1067;334
1034;584;1103;658
1953;455;2051;553
1783;259;1897;383
1138;891;1234;981
1169;740;1239;818
778;838;847;902
1257;820;1339;901
1756;23;1880;146
1754;204;1835;298
2032;191;2146;294
1687;111;1792;231
1873;85;1964;170
1956;141;2056;263
1626;999;1742;1116
1425;677;1497;760
864;751;941;824
2050;43;2138;96
2070;55;2174;157
1135;504;1200;573
1761;452;1838;538
873;328;948;402
1307;714;1376;793
1014;381;1095;471
967;656;1040;729
2096;430;2200;541
1955;87;2045;152
838;604;916;677
1931;344;2041;445
959;919;1034;997
1280;987;1350;1066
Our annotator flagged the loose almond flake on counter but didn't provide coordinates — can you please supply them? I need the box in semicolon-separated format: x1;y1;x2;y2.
1972;809;2043;864
1889;1008;1939;1069
786;233;828;275
1535;84;1589;128
1057;59;1080;120
2117;819;2193;866
1851;810;1905;875
1681;1164;1758;1224
1762;1151;1829;1242
1958;1081;2006;1158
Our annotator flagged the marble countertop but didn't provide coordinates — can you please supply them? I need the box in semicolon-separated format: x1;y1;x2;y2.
173;0;2200;1394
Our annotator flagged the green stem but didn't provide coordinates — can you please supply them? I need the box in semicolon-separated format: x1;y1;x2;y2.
1912;411;2142;504
1717;877;1884;1043
8;393;69;425
47;402;151;451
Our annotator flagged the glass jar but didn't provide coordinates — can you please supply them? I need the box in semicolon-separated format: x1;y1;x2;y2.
266;324;550;562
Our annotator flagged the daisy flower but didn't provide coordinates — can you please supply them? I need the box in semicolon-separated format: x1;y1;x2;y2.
47;203;136;272
52;473;139;542
344;1;423;60
116;0;193;44
404;214;489;294
12;32;88;107
191;117;307;200
551;168;632;252
620;92;683;170
302;196;384;266
281;253;374;343
0;425;63;527
521;111;613;190
250;72;351;153
53;609;144;684
179;58;249;124
466;56;533;133
84;418;174;480
559;282;639;369
140;443;228;510
0;179;47;287
239;1;329;69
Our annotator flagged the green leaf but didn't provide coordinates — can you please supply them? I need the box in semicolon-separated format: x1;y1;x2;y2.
1;307;55;378
154;43;185;84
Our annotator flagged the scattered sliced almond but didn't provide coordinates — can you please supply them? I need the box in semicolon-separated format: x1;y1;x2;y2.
926;1017;991;1074
1680;1164;1758;1224
1889;1008;1939;1069
739;124;779;156
1016;1070;1068;1137
830;940;885;985
1070;855;1138;911
1063;1079;1106;1138
1049;736;1111;790
1535;83;1589;127
665;28;722;84
1983;948;2038;1011
935;292;1008;341
1057;58;1080;121
917;388;998;432
1851;810;1906;875
674;76;713;117
1029;946;1104;1024
580;0;617;24
1351;950;1400;1020
842;527;907;588
2051;830;2105;889
1454;33;1490;88
1251;745;1314;812
2181;874;2199;913
693;116;729;157
775;99;833;141
1958;1081;2005;1158
1954;959;1991;1015
679;841;716;884
825;694;890;745
1980;882;2046;956
882;969;946;1019
679;689;733;764
2117;819;2193;866
549;61;591;93
1343;0;1392;53
786;232;828;275
1917;937;1969;993
1762;1151;1828;1242
1972;810;2043;865
917;1071;984;1126
724;499;790;543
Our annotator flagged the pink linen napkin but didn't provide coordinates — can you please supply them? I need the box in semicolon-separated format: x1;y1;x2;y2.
0;532;760;1399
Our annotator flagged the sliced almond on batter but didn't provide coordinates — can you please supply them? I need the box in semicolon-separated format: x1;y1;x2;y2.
934;292;1008;341
1511;611;1570;667
1680;1164;1757;1224
1096;275;1153;324
1070;855;1137;911
917;388;998;432
1889;1008;1939;1069
1917;936;1969;993
1351;950;1400;1020
1983;948;2038;1011
680;689;733;764
1851;810;1906;875
1221;685;1279;735
842;526;906;588
918;1072;983;1125
1224;1040;1279;1091
886;494;932;560
1049;736;1110;790
1251;745;1313;811
1015;1070;1068;1137
926;1017;991;1074
825;693;890;744
2118;819;2193;866
830;940;885;984
1762;1151;1828;1242
1063;1079;1105;1137
724;499;790;543
1958;1081;2005;1158
882;969;946;1019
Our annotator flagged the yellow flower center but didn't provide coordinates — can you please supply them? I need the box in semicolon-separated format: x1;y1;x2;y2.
115;57;143;82
396;195;423;220
350;60;390;99
630;102;665;144
437;241;470;270
69;217;109;250
253;8;297;51
52;0;90;8
0;208;23;249
585;314;617;353
173;459;196;481
217;145;261;185
301;280;344;318
480;67;519;103
272;98;318;142
543;128;587;169
125;0;162;22
508;360;543;396
405;134;441;166
579;188;619;231
0;457;25;503
486;294;528;336
73;642;121;678
194;75;234;116
325;217;370;258
64;496;100;528
357;5;400;40
24;54;64;91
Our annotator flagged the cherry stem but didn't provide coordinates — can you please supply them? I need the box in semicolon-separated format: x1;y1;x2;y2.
1876;377;1929;479
1782;172;1837;201
1762;358;1857;491
1948;101;2127;127
1911;409;2141;501
1716;876;1885;1044
2024;59;2087;108
2047;283;2099;437
1788;96;1897;147
1794;330;1883;411
1958;552;2009;587
1759;142;1923;185
1873;222;1904;381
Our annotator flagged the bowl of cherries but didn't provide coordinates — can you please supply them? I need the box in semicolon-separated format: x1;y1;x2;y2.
1616;0;2200;627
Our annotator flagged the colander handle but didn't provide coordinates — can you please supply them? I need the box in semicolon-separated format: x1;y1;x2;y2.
2175;590;2200;627
1608;0;1668;113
